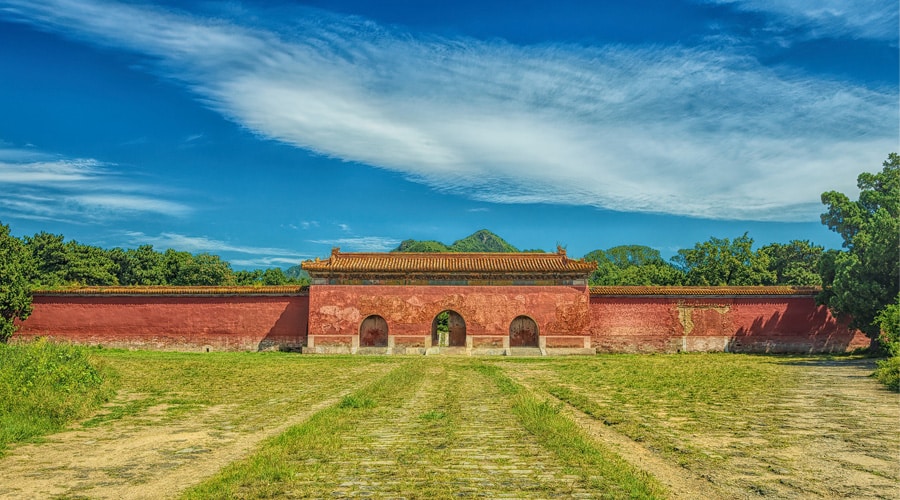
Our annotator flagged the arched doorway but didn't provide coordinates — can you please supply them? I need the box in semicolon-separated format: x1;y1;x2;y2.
432;310;466;347
509;316;539;347
359;315;388;347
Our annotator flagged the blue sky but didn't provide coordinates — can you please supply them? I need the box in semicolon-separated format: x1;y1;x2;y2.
0;0;896;268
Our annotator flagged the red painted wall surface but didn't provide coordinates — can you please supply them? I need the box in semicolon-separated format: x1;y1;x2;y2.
16;294;309;351
589;295;869;353
308;285;591;339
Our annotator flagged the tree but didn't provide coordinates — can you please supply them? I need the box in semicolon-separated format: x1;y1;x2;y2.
0;222;34;342
112;245;166;286
165;250;235;286
64;241;118;286
584;245;684;285
759;240;824;286
394;240;451;252
819;153;900;338
261;268;288;285
673;234;775;286
24;232;69;287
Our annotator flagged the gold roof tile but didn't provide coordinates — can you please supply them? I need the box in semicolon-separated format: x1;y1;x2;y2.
302;250;596;277
589;286;821;296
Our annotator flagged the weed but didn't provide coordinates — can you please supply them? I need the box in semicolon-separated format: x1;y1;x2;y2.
0;339;114;453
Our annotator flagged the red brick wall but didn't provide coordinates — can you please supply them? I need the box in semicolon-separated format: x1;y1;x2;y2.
589;295;869;353
15;294;309;351
308;285;590;342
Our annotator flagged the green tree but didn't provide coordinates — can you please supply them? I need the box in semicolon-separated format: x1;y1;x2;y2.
585;245;684;285
165;251;235;286
261;268;288;285
24;232;69;287
234;269;263;285
64;242;118;286
112;245;166;286
0;222;34;342
819;153;900;338
673;234;775;286
394;240;451;252
759;240;824;286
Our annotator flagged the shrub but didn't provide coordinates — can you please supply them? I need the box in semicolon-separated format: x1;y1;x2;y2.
0;339;113;453
874;356;900;392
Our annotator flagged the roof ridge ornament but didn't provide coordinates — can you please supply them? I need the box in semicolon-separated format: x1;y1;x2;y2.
556;244;566;257
331;247;341;258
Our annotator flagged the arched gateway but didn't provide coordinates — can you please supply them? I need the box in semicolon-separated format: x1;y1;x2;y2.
432;310;466;347
302;247;596;355
359;315;388;347
510;315;539;347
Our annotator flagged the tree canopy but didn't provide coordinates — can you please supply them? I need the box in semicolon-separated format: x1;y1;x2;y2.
584;245;684;285
0;222;34;342
818;153;899;338
673;233;775;286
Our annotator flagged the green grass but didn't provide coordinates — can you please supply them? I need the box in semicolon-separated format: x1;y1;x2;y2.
80;350;395;430
0;339;114;454
498;354;798;472
474;362;667;499
181;360;425;499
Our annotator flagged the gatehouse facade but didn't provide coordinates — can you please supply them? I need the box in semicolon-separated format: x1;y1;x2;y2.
301;248;596;354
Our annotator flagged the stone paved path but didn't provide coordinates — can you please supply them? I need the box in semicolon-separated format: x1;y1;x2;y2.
288;361;597;498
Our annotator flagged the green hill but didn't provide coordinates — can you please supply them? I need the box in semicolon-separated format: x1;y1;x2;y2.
393;230;521;253
449;229;518;252
284;265;310;280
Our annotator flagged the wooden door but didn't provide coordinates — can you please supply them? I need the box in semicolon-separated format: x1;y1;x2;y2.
509;316;538;347
447;311;466;347
360;315;388;347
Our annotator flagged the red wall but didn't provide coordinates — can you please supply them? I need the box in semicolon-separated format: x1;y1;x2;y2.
308;285;590;348
14;289;869;354
16;294;309;351
589;295;869;353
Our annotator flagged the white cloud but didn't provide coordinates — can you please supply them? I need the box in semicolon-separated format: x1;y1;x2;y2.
1;1;895;222
308;236;401;252
125;231;304;257
0;145;191;221
124;231;310;268
704;0;898;40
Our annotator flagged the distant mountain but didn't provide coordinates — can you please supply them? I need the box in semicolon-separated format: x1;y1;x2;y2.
284;265;310;280
449;229;518;252
393;229;523;253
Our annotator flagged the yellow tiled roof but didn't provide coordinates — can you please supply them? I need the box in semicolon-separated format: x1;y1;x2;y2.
589;286;821;296
33;286;308;296
301;249;597;276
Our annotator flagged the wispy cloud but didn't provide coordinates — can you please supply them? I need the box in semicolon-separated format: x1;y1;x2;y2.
0;1;895;222
124;231;309;268
703;0;898;41
0;144;191;221
124;231;304;257
308;236;401;252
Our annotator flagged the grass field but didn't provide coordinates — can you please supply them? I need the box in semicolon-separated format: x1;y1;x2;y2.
0;349;897;499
